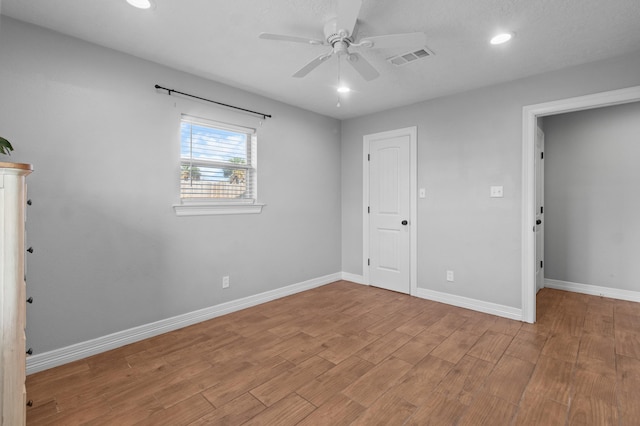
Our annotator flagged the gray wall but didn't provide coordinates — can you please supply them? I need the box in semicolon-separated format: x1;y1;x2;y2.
0;17;342;354
341;51;640;309
544;102;640;291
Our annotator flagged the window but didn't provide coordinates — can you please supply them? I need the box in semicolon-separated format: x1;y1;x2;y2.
174;115;263;216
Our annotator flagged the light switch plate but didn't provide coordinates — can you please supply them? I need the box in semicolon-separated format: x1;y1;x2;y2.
490;186;504;198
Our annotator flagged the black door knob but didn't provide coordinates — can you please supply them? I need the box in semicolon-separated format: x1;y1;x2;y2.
26;348;33;355
27;297;33;304
27;400;33;407
27;199;32;205
536;219;542;225
27;247;34;253
401;220;408;226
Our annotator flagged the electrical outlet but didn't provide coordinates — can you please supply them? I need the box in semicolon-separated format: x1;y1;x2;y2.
222;275;230;289
446;270;454;282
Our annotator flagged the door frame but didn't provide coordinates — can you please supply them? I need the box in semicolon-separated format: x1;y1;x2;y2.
363;126;418;295
521;85;640;323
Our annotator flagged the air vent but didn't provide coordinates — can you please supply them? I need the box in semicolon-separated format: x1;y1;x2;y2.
387;47;434;66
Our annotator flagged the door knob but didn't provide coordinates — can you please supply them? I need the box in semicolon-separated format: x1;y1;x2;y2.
27;297;33;304
536;219;542;225
401;220;408;226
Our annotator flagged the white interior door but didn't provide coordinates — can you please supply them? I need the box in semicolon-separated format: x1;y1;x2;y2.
535;127;545;293
367;131;411;294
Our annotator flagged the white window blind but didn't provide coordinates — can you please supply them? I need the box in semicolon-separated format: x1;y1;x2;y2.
180;115;257;202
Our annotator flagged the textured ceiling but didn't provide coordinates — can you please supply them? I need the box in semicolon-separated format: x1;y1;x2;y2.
2;0;640;119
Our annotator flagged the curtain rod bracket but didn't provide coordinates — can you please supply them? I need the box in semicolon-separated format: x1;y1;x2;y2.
154;84;271;120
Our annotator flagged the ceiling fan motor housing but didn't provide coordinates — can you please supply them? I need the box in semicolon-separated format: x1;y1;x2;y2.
324;18;355;53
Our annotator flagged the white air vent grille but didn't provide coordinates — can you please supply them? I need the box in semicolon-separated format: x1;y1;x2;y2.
387;47;434;66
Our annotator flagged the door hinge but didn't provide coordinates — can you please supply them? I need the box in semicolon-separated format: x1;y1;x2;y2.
541;152;544;159
367;154;370;161
541;206;544;214
368;258;370;266
540;260;543;268
368;206;370;214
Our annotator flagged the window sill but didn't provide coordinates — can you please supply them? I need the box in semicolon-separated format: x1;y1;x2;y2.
173;202;265;216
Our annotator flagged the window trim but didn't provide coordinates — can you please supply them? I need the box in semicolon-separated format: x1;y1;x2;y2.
174;114;264;216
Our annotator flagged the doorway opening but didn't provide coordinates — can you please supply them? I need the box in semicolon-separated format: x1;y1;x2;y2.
521;85;640;323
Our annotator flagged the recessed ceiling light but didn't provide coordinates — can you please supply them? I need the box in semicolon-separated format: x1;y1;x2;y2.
126;0;153;9
337;86;351;93
490;32;513;45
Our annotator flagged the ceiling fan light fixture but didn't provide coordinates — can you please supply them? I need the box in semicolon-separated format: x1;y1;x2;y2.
126;0;153;10
490;32;514;45
337;86;351;93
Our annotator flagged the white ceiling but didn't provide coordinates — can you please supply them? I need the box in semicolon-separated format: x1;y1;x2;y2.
2;0;640;119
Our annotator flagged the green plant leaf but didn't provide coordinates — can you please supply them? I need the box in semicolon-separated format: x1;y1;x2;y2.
0;136;14;156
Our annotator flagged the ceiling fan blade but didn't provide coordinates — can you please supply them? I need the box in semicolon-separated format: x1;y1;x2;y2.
259;32;325;46
359;32;427;49
346;52;379;81
293;52;334;78
337;0;363;37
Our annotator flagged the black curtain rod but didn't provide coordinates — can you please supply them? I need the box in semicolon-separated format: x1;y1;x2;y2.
154;84;272;120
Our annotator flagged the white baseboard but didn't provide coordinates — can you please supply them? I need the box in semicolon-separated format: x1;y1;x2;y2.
26;272;342;375
544;278;640;303
415;288;523;321
341;272;367;285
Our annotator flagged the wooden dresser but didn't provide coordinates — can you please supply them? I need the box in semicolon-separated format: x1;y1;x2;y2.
0;162;32;426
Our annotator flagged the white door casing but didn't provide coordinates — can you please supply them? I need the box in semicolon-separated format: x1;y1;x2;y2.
535;127;545;293
522;85;640;323
363;127;417;295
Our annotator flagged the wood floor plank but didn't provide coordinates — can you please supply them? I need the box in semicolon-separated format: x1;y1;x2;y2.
355;330;412;364
435;354;494;405
249;355;335;407
390;337;440;365
583;313;614;336
341;357;413;407
569;395;618;425
615;329;640;359
521;355;574;406
466;330;513;363
504;333;547;364
200;356;294;408
541;332;581;363
404;392;467;426
430;330;481;364
240;393;315;426
189;393;265;425
296;393;365;426
317;330;379;364
482;354;535;405
571;368;616;406
426;312;470;337
296;356;374;407
390;355;454;406
512;397;567;426
349;392;417;426
457;392;518;426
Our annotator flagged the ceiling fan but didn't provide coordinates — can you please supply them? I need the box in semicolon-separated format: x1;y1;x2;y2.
259;0;426;82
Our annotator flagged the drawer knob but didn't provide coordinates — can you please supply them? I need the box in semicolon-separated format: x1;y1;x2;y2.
27;247;34;253
26;348;33;355
27;297;34;304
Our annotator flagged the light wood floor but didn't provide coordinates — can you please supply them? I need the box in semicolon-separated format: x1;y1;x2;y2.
26;281;640;425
